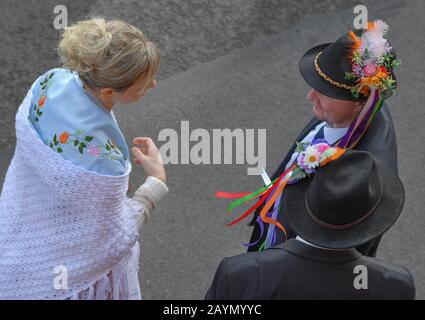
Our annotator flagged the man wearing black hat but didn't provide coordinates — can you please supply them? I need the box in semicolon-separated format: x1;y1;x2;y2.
206;150;415;300
249;22;400;256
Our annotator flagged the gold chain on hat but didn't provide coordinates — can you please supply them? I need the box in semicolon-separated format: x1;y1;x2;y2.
314;52;355;90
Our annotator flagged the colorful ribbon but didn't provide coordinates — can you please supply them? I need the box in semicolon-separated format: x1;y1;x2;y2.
338;89;383;149
215;89;383;250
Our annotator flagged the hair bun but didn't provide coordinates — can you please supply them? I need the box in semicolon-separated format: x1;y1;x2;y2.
58;17;159;91
58;18;113;75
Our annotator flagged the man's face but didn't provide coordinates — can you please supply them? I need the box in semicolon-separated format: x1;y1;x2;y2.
307;88;362;127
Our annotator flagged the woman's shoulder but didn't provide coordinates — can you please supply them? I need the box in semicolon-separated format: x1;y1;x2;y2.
28;68;130;176
30;68;74;100
32;68;71;86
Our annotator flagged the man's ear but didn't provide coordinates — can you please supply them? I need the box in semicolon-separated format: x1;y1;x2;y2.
100;88;114;98
354;102;365;113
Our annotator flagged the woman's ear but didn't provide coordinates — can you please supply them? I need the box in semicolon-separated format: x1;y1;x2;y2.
100;88;114;98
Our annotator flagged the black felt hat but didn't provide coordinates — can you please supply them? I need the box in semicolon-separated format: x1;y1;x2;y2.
299;28;397;102
283;150;404;249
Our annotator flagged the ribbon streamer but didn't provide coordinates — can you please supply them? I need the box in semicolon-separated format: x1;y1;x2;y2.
215;91;382;250
338;89;383;149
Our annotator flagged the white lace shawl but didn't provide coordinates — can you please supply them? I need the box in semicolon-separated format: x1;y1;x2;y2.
0;86;166;300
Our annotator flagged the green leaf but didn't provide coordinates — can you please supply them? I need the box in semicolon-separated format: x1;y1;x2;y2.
107;140;115;148
392;59;401;67
74;140;79;147
35;117;39;122
106;144;111;151
54;141;59;146
80;142;87;148
50;142;53;148
34;105;37;111
295;141;308;153
352;51;363;65
291;166;301;175
57;148;63;153
53;134;57;143
85;136;94;142
49;73;55;79
79;146;84;154
351;88;360;98
37;111;43;117
344;72;357;81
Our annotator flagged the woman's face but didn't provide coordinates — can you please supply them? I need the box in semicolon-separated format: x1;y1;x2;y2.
113;73;157;104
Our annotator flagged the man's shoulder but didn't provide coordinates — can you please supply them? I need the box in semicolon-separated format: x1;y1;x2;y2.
222;242;299;273
214;241;415;300
360;256;415;299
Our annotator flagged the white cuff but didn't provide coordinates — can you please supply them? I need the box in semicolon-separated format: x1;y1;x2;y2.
134;176;168;204
131;176;169;224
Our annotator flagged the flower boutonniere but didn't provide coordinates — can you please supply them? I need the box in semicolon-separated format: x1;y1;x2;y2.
291;139;345;181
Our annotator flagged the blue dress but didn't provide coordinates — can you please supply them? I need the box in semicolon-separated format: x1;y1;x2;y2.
28;68;130;176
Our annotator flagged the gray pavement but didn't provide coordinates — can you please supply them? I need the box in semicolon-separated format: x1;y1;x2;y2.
0;0;424;299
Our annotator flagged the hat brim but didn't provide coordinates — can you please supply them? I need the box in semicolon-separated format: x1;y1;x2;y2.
299;43;369;102
283;160;405;249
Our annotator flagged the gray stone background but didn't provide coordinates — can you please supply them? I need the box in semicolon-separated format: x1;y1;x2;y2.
0;0;424;299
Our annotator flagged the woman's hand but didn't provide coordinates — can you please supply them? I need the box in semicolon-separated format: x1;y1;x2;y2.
131;137;166;184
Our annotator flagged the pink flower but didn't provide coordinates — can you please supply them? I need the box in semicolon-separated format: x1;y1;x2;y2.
297;153;306;169
315;143;330;153
363;63;377;77
88;145;101;157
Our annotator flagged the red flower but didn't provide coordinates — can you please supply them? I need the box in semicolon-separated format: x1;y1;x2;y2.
39;96;46;108
59;132;70;144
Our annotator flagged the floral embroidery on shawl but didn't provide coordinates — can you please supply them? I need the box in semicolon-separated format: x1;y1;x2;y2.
28;70;127;163
49;129;127;161
30;72;55;126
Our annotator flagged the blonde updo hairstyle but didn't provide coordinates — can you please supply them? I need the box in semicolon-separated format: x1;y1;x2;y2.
58;17;159;92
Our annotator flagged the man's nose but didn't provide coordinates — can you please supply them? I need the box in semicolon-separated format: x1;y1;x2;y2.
150;80;157;89
307;88;317;101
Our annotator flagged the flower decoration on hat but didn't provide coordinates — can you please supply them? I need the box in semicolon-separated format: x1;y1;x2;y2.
345;20;401;99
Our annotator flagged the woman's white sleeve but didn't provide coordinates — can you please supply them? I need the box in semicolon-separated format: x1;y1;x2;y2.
127;176;169;230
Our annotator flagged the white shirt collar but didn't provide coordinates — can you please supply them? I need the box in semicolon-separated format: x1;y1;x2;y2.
321;122;349;145
295;236;346;251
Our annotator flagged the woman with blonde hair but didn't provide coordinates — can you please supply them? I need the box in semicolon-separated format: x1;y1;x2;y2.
0;18;167;300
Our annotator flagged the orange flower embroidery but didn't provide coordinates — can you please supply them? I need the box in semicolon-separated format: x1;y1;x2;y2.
31;72;55;125
39;96;46;108
59;132;70;144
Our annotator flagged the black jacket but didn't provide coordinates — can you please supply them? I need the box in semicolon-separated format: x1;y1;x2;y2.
205;239;415;300
248;103;398;256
